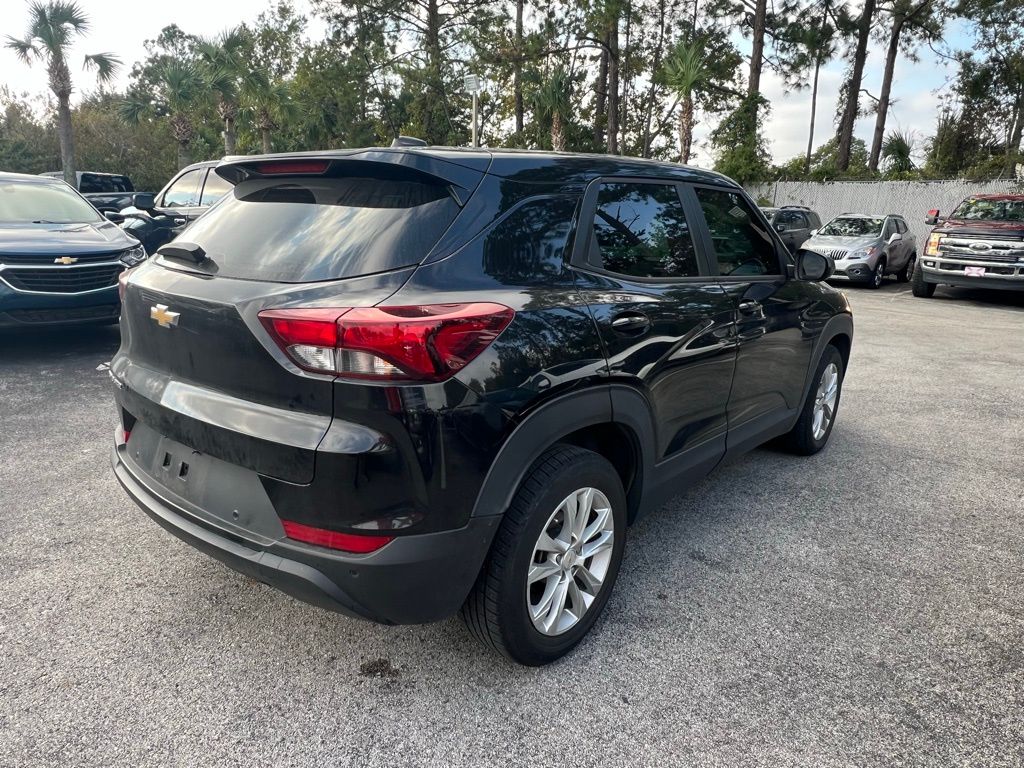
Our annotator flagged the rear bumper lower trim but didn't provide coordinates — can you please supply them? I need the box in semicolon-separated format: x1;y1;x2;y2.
111;440;500;624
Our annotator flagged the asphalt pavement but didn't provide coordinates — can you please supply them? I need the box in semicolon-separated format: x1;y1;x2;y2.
1;281;1022;767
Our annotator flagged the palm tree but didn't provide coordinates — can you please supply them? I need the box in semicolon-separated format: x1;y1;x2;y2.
242;73;297;154
5;1;120;184
121;62;205;169
534;66;572;151
881;130;916;174
196;27;252;155
663;38;707;165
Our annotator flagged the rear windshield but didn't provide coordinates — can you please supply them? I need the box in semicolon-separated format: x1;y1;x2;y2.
819;217;883;237
175;175;459;282
950;197;1024;222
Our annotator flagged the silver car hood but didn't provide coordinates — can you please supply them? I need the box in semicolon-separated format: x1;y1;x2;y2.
804;234;879;254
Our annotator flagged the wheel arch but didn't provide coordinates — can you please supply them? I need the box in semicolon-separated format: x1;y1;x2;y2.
796;313;854;416
470;385;652;525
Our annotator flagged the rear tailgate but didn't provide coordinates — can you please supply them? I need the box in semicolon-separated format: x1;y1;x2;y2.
112;151;483;484
115;265;413;484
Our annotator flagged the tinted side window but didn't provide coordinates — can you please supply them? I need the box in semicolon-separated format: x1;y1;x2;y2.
695;187;780;276
199;171;232;206
483;198;577;284
776;211;805;230
589;182;700;278
895;219;907;234
79;173;102;193
162;169;203;207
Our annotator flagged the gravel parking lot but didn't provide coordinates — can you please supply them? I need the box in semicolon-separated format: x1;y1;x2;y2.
1;282;1022;767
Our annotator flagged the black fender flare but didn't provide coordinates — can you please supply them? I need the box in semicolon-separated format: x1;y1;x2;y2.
796;312;854;416
469;384;658;523
471;386;615;518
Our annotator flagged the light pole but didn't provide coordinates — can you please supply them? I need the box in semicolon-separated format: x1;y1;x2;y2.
464;74;481;148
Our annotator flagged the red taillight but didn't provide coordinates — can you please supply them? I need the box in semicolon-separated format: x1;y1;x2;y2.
281;520;393;553
258;303;514;382
253;160;330;175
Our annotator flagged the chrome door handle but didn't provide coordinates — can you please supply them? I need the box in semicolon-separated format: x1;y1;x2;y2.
610;313;651;333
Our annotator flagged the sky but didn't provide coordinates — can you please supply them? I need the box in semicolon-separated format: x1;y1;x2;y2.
0;0;975;167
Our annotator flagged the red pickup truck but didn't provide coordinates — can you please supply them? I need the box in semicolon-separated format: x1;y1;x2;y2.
914;194;1024;296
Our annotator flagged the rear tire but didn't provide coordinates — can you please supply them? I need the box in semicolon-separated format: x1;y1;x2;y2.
911;258;936;297
897;254;916;283
779;345;844;456
461;444;627;666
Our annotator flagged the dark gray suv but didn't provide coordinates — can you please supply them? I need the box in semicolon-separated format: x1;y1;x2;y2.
759;206;822;252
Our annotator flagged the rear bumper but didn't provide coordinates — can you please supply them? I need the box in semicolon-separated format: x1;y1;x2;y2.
111;439;500;625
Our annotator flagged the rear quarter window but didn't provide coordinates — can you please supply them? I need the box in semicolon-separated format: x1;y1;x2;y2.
175;175;460;283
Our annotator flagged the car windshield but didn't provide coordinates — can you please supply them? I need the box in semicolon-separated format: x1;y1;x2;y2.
818;217;883;237
0;181;102;224
950;197;1024;222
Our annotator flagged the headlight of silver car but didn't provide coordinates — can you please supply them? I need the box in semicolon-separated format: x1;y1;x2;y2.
846;246;878;262
119;244;147;267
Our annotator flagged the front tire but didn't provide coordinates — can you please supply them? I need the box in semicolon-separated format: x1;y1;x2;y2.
911;258;936;297
779;345;844;456
461;444;627;666
869;258;886;289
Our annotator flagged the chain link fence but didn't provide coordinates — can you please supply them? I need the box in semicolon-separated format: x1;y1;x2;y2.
746;179;1019;250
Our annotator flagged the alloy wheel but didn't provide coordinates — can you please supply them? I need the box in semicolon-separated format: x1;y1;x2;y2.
811;362;839;441
527;487;615;636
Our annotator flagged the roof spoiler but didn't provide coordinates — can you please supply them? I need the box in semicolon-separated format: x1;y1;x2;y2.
214;149;484;205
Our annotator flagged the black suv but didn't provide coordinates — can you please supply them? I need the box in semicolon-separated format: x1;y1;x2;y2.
111;149;853;665
759;205;822;251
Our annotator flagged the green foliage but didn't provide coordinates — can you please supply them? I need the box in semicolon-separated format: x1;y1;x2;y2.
2;0;1021;189
0;89;58;173
880;130;915;175
711;95;772;184
778;136;872;180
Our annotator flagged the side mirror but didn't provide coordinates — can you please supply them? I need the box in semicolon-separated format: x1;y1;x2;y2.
775;223;786;233
925;209;939;225
795;249;833;282
132;192;156;211
887;232;902;244
104;211;124;224
809;228;818;237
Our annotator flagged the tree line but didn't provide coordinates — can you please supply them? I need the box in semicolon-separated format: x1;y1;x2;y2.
2;0;1022;193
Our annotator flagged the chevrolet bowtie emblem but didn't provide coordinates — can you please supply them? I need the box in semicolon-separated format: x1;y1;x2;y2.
53;256;78;265
150;304;180;328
